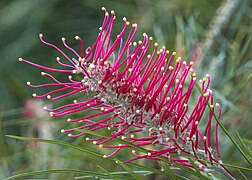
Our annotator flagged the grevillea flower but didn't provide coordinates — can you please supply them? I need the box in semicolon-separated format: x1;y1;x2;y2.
19;7;233;178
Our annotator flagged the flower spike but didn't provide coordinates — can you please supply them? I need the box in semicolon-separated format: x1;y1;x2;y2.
20;7;233;179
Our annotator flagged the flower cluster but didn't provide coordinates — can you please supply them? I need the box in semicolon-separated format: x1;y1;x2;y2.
19;7;231;176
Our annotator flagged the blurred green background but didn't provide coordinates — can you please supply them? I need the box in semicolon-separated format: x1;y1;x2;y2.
0;0;252;179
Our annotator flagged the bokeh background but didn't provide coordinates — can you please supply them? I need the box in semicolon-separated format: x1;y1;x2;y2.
0;0;251;179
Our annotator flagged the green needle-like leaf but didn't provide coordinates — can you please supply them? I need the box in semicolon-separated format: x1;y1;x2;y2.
161;164;177;180
115;160;140;180
3;169;129;180
236;131;252;158
97;165;120;180
6;135;111;161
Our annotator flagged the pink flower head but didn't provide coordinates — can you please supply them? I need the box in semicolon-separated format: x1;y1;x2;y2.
19;7;231;175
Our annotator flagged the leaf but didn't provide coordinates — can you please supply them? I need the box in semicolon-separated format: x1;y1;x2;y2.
6;135;112;161
237;169;248;180
242;139;252;144
115;159;140;180
74;171;152;179
161;164;177;180
236;131;252;158
129;162;189;180
97;165;119;180
3;169;130;180
128;162;170;176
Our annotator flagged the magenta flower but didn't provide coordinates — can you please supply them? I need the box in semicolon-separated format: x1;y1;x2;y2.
19;7;232;177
